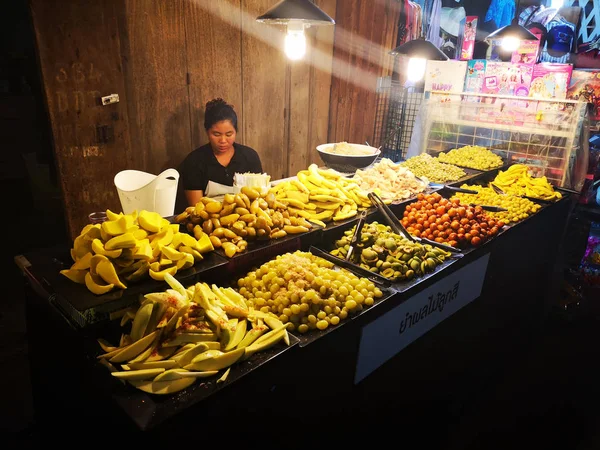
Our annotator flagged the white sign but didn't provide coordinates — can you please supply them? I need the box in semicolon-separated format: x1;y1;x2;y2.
354;253;490;384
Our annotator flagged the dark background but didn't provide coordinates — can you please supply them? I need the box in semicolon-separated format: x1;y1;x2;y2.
3;0;600;446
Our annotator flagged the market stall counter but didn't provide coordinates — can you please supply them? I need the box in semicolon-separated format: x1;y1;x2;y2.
17;187;574;440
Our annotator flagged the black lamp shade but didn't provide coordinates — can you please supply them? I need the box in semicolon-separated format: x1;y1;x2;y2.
390;39;449;61
256;0;335;25
485;23;539;41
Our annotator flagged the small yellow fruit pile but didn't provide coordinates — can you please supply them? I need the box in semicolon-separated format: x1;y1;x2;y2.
452;184;542;224
493;164;562;201
61;210;214;295
97;274;290;395
269;164;372;227
237;251;383;333
176;186;314;258
437;145;504;170
401;154;467;183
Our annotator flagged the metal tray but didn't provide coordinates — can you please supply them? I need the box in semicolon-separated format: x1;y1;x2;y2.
268;246;398;348
92;333;300;430
23;246;230;328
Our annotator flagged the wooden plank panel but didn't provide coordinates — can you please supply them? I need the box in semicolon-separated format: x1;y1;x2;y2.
307;0;337;167
120;0;191;175
184;0;243;149
328;0;401;145
30;0;133;239
242;0;288;179
288;48;312;176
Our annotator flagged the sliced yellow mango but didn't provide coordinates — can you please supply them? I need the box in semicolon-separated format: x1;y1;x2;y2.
178;233;198;249
133;228;148;240
106;209;123;221
153;227;174;247
105;232;136;251
195;234;214;254
124;261;150;282
60;269;87;284
133;240;152;260
176;253;194;270
96;260;127;289
149;266;177;281
79;224;95;236
71;252;93;271
83;224;102;240
179;245;203;262
184;347;245;372
161;245;185;261
92;239;123;258
159;258;173;267
128;377;195;395
100;228;111;242
73;235;93;260
101;216;128;236
85;271;114;295
138;210;163;233
90;254;109;274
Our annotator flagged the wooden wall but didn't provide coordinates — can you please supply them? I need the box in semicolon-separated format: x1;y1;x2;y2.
30;0;398;239
328;0;401;145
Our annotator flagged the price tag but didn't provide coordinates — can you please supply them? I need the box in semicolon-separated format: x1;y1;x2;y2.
355;253;490;384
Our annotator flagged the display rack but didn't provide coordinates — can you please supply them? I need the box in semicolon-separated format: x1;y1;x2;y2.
373;76;424;161
414;92;589;191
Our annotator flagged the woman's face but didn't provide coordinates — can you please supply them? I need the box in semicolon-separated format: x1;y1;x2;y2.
208;120;236;154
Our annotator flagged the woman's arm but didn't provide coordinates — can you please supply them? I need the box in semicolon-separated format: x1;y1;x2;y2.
185;190;203;206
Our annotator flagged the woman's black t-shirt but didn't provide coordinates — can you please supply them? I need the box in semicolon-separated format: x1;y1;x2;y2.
179;143;263;192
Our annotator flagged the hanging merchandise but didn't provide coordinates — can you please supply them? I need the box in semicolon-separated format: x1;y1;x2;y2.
539;7;581;64
484;0;516;30
426;0;443;48
439;6;465;58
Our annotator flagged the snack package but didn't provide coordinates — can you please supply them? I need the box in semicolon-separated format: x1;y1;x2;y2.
483;62;531;97
464;59;487;94
511;40;541;65
457;16;477;61
567;69;600;121
529;63;573;100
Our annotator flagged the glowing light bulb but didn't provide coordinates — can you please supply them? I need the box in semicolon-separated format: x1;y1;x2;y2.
406;57;427;82
502;36;521;52
285;22;306;60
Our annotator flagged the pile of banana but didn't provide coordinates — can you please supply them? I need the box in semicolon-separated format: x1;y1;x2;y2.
330;222;451;282
97;274;290;395
61;210;214;295
176;186;313;258
493;164;562;201
269;164;372;226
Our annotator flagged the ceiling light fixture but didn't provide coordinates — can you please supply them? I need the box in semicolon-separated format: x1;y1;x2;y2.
256;0;335;60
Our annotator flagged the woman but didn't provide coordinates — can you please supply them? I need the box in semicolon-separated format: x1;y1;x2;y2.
179;98;263;206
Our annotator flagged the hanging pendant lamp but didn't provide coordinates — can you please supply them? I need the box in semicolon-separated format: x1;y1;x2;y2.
390;38;448;83
256;0;334;60
390;38;449;61
256;0;335;25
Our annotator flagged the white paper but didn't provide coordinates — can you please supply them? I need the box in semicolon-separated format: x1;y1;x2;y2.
205;180;235;199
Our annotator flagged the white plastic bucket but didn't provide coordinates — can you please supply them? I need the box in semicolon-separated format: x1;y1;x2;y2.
114;168;179;217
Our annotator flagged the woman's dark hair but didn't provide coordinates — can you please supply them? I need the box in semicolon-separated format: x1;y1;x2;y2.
204;98;237;131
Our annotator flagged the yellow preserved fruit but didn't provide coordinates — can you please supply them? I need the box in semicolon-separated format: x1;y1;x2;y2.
452;184;542;224
492;164;562;201
436;145;504;170
400;154;466;183
236;251;383;332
